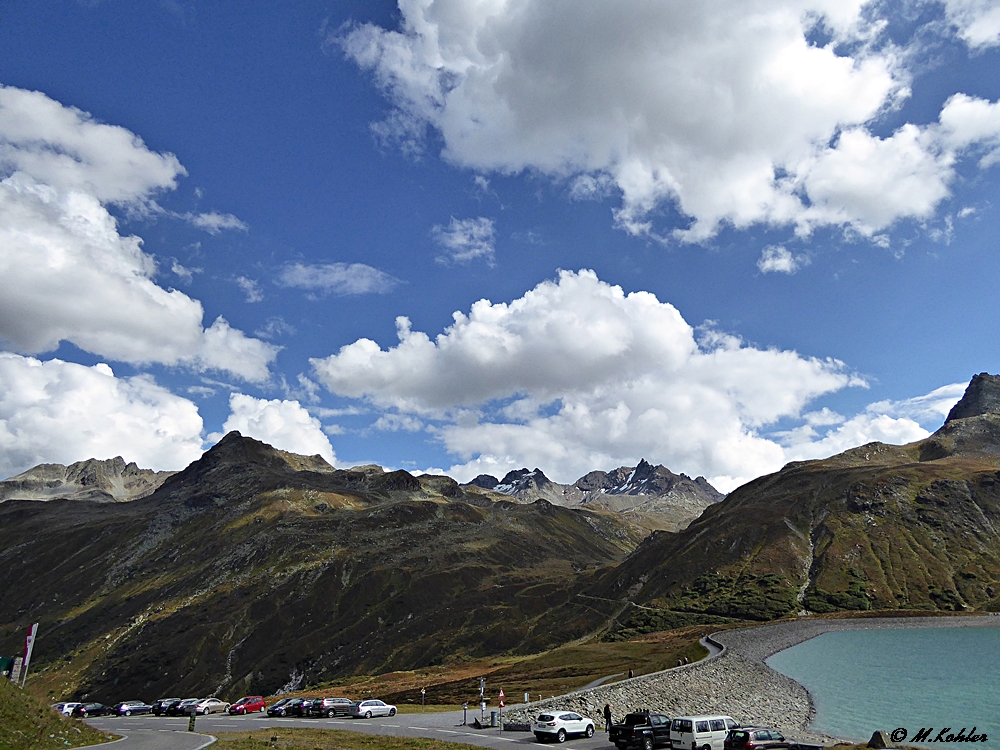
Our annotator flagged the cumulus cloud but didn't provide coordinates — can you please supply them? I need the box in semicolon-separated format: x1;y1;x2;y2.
758;245;808;274
340;2;1000;241
0;353;205;479
0;84;277;382
214;393;336;464
312;269;868;490
431;216;496;265
277;262;401;295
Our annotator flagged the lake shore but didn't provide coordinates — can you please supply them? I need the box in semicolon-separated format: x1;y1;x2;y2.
502;614;1000;745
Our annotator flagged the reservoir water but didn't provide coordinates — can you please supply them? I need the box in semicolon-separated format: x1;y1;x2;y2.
765;627;1000;744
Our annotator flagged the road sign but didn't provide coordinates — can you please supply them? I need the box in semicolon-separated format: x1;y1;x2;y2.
498;689;505;708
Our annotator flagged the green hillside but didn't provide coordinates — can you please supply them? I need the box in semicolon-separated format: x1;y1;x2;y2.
0;677;110;750
596;374;1000;618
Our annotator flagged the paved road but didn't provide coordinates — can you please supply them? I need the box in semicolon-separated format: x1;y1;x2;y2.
83;722;217;750
88;710;614;750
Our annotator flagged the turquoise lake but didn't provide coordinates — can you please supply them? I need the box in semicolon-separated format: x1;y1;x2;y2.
765;627;1000;744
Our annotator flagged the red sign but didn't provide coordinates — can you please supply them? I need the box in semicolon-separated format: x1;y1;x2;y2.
498;689;505;708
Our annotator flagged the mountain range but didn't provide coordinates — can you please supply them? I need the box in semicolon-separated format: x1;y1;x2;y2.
3;372;1000;704
467;460;723;531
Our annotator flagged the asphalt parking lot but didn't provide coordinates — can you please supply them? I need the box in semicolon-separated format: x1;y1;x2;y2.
87;710;616;750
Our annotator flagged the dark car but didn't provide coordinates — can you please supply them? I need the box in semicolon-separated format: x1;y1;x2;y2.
72;703;111;718
610;712;672;750
229;696;267;715
309;697;353;718
113;701;153;716
300;698;324;717
724;728;791;750
152;698;182;716
166;698;199;716
267;697;305;717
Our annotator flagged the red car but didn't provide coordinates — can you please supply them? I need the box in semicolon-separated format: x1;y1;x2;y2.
228;696;266;714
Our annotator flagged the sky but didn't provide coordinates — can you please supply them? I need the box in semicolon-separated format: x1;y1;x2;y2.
1;0;999;492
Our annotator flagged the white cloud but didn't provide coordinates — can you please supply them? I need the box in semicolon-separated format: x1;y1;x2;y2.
0;85;277;382
0;84;184;205
186;210;248;234
341;2;1000;242
171;261;200;283
196;318;277;384
942;0;1000;48
0;353;205;479
431;216;496;264
372;413;424;432
277;262;401;295
214;393;337;464
758;245;808;274
864;381;966;425
312;269;863;490
236;276;264;303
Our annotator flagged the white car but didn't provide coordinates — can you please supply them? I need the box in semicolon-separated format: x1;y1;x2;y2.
52;702;82;716
192;697;230;715
348;699;397;718
533;711;596;743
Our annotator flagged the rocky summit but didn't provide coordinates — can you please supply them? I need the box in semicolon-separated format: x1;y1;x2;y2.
0;456;174;503
467;459;723;532
595;372;1000;620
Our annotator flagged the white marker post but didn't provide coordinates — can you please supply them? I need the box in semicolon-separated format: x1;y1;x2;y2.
20;624;38;688
498;689;505;732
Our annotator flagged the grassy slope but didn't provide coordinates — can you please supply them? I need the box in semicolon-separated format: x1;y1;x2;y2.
217;729;479;750
0;678;112;750
270;625;710;707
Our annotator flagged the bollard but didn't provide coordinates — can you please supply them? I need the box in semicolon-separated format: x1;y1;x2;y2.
188;714;196;732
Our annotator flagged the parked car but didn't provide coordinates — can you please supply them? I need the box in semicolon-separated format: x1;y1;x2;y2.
724;728;790;750
671;716;739;750
167;698;201;716
348;700;397;719
310;697;353;718
152;698;182;716
532;711;596;742
113;701;153;716
192;698;230;715
52;703;82;716
267;697;305;717
610;712;671;750
300;698;324;717
229;696;267;715
72;703;111;718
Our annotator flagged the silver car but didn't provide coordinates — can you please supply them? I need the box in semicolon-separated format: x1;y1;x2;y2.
192;697;230;715
348;699;397;718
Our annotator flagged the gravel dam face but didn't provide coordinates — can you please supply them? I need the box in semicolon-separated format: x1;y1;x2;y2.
503;616;1000;745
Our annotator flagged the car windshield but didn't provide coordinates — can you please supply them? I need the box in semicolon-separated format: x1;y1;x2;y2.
729;732;751;743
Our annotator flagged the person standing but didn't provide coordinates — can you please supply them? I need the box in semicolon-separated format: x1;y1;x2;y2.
604;704;613;732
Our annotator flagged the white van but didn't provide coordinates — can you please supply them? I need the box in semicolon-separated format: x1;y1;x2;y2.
670;716;739;750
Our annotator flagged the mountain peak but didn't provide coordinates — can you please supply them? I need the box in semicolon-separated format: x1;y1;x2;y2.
945;373;1000;422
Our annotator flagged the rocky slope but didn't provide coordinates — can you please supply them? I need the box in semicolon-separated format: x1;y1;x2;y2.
0;457;173;503
594;373;1000;620
0;433;641;703
467;459;723;531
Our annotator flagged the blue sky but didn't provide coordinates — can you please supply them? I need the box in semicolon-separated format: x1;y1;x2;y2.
1;0;998;491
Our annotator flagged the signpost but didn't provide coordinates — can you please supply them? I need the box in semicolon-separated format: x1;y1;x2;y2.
498;689;505;732
420;687;425;712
